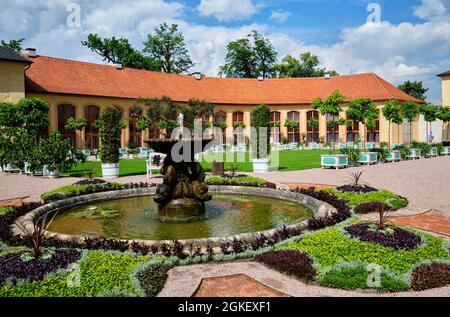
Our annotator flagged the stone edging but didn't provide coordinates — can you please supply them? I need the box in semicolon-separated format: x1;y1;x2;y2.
13;186;337;248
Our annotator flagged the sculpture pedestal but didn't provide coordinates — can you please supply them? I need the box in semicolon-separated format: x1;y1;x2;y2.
158;198;206;221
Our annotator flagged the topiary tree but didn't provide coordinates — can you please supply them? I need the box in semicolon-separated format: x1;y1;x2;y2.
347;98;379;151
65;117;87;148
251;105;271;159
438;106;450;141
312;90;345;154
401;101;420;145
382;100;403;149
98;107;123;164
419;104;439;144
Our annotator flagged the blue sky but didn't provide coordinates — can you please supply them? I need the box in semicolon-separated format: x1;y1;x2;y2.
0;0;449;103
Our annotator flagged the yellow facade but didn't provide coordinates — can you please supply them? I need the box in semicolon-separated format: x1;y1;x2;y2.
442;75;450;139
0;59;423;149
27;92;419;149
0;60;26;103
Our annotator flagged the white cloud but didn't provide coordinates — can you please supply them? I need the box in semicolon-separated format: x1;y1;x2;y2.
1;0;448;103
270;10;290;23
197;0;259;22
414;0;447;20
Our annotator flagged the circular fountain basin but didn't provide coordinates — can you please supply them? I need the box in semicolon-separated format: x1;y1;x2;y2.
47;194;312;241
15;187;337;247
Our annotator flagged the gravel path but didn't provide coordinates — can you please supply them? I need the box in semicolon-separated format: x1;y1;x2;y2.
160;261;450;297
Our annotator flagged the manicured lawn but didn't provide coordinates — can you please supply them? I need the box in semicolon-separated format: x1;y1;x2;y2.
66;150;330;178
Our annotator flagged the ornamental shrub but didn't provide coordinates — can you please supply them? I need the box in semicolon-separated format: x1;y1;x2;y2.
251;105;271;159
137;264;171;297
98;107;123;164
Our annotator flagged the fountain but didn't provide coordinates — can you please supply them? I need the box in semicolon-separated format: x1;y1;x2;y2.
146;138;213;220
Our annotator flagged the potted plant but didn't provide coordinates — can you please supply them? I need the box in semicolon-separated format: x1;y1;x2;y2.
382;99;403;162
251;105;271;172
98;107;122;178
347;98;380;165
313;90;348;169
32;132;84;178
65;117;87;148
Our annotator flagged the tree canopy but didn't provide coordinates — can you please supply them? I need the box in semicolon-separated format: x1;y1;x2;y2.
219;30;277;79
274;53;338;78
0;38;25;52
82;34;160;71
143;23;194;74
398;81;429;102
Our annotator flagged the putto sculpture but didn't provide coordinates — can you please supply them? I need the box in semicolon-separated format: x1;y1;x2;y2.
146;138;212;220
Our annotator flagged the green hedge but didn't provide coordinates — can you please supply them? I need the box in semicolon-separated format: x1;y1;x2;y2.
206;176;267;185
41;183;121;202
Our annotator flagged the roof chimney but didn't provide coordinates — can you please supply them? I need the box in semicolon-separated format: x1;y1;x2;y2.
25;48;37;58
324;72;331;80
115;63;123;70
192;72;202;80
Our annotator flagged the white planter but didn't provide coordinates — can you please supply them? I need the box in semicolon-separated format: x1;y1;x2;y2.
386;150;401;162
321;154;348;169
252;158;270;173
102;163;119;179
128;154;135;160
427;147;438;157
408;148;421;159
358;152;378;165
43;165;59;178
442;146;450;156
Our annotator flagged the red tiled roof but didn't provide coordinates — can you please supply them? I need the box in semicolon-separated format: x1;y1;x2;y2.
24;55;422;105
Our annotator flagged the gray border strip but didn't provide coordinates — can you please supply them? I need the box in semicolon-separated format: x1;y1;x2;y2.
13;186;337;248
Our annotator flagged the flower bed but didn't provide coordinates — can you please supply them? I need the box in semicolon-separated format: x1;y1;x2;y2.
41;182;157;203
411;262;450;291
325;189;408;210
336;185;378;193
280;225;450;291
255;250;316;281
205;176;276;189
0;249;80;285
137;263;172;297
344;224;422;250
354;202;392;214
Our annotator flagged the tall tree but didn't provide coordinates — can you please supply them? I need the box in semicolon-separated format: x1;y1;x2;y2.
312;90;346;154
82;34;160;71
219;30;277;78
382;100;403;148
0;38;25;52
347;98;379;151
398;81;429;102
182;99;215;131
143;23;194;74
274;52;338;78
401;101;420;144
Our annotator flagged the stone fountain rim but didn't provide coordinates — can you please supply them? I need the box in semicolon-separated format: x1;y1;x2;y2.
12;186;337;248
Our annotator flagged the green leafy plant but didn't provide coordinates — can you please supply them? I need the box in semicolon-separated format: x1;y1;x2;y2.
30;132;85;173
347;98;379;151
284;119;298;130
340;147;360;165
65;117;87;147
326;189;408;210
312;90;346;154
401;101;420;144
97;107;123;164
393;144;411;159
251;105;271;159
382;100;403;148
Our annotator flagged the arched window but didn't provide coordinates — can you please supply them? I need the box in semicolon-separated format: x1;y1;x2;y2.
233;111;245;145
84;105;100;150
129;109;142;148
270;111;281;143
214;111;227;144
326;114;339;143
306;111;319;143
366;117;380;143
347;120;359;143
287;111;300;143
57;104;76;144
